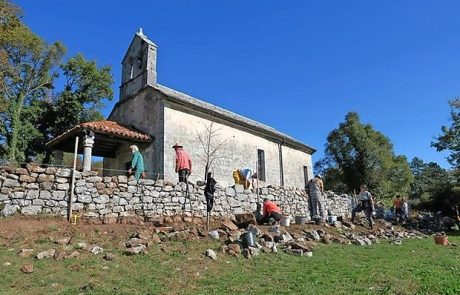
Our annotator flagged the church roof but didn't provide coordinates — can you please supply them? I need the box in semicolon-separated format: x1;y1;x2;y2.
155;84;316;154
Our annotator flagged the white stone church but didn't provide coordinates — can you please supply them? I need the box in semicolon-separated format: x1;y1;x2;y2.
102;30;315;187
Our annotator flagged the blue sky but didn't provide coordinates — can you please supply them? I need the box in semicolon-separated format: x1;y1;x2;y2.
16;0;457;168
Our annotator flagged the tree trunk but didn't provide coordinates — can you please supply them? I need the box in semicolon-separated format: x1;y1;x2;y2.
8;101;22;164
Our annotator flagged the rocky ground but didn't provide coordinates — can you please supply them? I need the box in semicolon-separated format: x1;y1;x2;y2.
1;212;445;274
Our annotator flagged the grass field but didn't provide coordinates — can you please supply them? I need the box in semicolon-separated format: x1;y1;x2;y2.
0;229;459;295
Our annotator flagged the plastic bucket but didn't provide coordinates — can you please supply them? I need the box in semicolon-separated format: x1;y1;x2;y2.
434;235;448;245
241;232;256;248
280;215;291;227
327;215;337;224
295;216;307;225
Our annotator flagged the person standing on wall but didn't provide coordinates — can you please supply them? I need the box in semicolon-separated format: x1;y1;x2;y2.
128;145;144;181
173;143;192;183
307;174;325;222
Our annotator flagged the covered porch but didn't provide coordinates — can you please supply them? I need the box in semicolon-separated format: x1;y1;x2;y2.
46;120;153;172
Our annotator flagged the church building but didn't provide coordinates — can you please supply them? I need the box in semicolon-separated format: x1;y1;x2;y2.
103;30;316;187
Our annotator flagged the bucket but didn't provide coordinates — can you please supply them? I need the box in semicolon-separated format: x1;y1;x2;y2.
295;216;307;225
241;232;256;248
327;215;337;225
434;235;448;245
280;215;291;227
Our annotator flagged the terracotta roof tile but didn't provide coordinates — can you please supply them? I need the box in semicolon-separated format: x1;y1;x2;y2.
46;120;152;147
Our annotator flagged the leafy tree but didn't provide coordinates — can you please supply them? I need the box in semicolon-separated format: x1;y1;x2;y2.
317;112;413;199
38;54;113;162
0;0;65;162
0;1;113;163
432;98;460;172
409;157;450;202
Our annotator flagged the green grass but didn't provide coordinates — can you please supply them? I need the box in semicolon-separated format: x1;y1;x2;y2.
0;235;459;295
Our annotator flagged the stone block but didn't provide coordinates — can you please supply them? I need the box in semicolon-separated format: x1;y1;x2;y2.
57;183;70;191
25;190;39;199
32;199;44;206
86;176;102;183
55;177;68;184
40;182;54;190
45;167;57;175
94;195;109;204
15;168;29;175
37;174;54;183
25;183;39;189
75;187;87;194
1;204;20;216
119;198;128;205
225;187;236;197
51;191;66;201
112;206;125;213
39;190;51;200
21;205;42;215
127;186;137;193
72;203;84;211
56;168;71;177
139;179;155;186
117;175;128;183
19;175;36;183
142;196;153;203
99;208;112;215
3;178;20;188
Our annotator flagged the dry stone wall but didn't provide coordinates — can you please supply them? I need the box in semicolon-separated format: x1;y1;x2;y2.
0;165;351;222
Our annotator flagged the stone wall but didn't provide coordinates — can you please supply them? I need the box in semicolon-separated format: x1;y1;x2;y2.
0;165;351;222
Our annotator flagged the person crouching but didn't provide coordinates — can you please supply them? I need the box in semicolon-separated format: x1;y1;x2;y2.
259;198;283;225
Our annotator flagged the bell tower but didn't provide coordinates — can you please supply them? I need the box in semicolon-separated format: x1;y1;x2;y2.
120;28;157;100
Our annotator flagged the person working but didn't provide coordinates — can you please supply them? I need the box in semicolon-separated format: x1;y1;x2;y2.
307;175;325;222
393;195;403;222
173;143;192;183
259;197;283;224
128;145;144;181
351;184;374;229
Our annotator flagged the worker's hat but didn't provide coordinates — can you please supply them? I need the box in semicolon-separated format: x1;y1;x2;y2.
315;174;322;179
172;143;183;148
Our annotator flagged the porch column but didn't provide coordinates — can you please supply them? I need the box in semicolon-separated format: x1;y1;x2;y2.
82;132;95;171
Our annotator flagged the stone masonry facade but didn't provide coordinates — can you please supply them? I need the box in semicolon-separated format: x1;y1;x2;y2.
0;165;351;222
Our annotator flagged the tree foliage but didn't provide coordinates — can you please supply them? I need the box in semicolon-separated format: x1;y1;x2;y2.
432;98;460;173
316;112;413;199
0;0;113;163
409;157;451;202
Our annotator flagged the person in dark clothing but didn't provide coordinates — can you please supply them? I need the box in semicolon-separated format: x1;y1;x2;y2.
204;172;217;212
351;184;375;229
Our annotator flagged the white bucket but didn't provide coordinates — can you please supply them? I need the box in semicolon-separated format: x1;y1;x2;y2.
327;215;337;224
280;215;291;227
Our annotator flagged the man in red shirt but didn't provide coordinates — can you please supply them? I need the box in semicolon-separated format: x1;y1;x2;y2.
393;195;402;221
173;143;192;183
259;197;283;224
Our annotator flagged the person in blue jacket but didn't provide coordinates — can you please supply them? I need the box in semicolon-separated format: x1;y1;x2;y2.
128;145;144;180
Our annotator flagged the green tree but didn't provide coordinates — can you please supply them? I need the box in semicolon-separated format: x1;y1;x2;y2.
0;1;113;163
0;0;65;162
37;54;113;162
432;98;460;172
409;157;450;202
317;112;413;199
52;54;113;136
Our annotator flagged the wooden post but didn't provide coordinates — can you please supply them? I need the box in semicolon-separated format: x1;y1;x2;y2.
68;136;79;222
256;161;259;203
